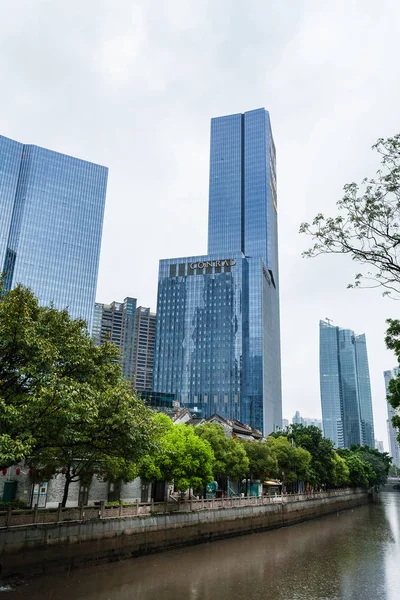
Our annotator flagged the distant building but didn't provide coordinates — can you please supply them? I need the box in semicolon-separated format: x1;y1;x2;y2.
0;135;108;331
282;418;289;430
384;368;400;467
319;320;375;448
375;440;384;454
291;411;322;430
93;299;155;391
132;306;156;391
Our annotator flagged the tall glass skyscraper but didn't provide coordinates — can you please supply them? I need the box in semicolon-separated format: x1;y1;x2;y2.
384;368;400;467
153;108;282;435
0;135;108;330
319;320;375;448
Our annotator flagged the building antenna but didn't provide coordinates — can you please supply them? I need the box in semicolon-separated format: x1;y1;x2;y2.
325;317;333;325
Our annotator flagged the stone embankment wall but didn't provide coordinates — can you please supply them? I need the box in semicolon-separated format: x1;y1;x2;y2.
0;490;368;578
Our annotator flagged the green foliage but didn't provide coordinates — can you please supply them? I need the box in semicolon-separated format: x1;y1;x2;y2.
279;424;336;486
300;134;400;298
140;419;214;492
266;437;311;485
389;464;400;477
350;446;391;486
384;320;400;448
331;452;350;486
194;423;249;480
240;440;277;480
337;449;375;488
0;283;158;505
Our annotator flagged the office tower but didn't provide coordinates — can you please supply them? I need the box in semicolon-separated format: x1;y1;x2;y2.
291;411;323;430
0;135;107;330
375;440;384;454
93;298;137;383
282;418;290;430
319;320;375;448
292;411;302;425
132;307;156;391
384;368;400;467
153;108;282;435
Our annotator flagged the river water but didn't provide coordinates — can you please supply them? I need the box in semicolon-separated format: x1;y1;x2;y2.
5;492;400;600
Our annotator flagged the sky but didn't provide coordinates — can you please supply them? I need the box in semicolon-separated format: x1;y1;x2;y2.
1;0;400;449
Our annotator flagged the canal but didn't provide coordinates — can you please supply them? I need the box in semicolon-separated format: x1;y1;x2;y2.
4;492;400;599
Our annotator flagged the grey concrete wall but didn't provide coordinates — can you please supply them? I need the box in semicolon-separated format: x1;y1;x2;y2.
0;471;145;509
0;491;368;578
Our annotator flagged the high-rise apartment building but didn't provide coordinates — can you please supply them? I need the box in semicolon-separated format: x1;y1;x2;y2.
0;135;107;330
384;368;400;467
93;299;155;392
319;320;375;448
132;307;156;391
153;108;282;435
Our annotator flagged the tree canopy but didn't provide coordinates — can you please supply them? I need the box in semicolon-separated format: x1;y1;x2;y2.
300;134;400;298
194;422;249;481
0;283;158;504
140;416;214;492
240;439;277;481
266;437;311;487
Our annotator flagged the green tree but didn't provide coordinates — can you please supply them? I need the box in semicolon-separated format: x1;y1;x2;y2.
389;464;400;476
140;419;214;493
194;423;249;481
351;446;391;486
331;452;350;487
385;320;400;446
266;437;311;490
283;425;336;487
0;283;158;505
240;440;277;481
337;449;376;488
300;134;400;298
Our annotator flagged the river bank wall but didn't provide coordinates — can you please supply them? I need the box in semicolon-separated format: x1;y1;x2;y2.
0;490;368;578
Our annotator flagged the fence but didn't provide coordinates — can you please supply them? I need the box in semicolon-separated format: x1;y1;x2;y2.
0;488;363;529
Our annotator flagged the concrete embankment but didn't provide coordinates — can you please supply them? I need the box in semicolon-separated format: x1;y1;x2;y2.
0;490;368;578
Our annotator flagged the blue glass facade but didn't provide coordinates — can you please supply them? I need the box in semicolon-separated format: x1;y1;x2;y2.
154;254;245;421
154;108;282;434
0;135;108;330
320;321;375;448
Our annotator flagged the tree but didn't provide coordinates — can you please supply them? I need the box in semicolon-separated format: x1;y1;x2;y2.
300;134;400;298
0;283;158;505
389;464;400;476
140;418;214;493
240;440;277;481
281;425;336;487
266;437;311;491
351;446;391;486
331;452;350;487
194;423;249;481
337;449;376;488
384;320;400;446
300;136;400;448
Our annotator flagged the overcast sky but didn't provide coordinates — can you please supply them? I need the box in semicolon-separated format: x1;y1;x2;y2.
2;0;400;448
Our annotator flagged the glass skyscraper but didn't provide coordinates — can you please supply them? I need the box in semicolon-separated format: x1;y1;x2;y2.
384;368;400;467
319;320;375;448
0;135;108;330
153;108;282;435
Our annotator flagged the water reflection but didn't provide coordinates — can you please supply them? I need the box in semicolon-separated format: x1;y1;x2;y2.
6;493;400;600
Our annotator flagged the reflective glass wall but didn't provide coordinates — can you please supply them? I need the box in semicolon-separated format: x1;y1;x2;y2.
0;135;108;331
320;320;374;448
153;254;245;422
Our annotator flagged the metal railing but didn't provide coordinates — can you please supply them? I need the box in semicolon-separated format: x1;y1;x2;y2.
0;488;363;529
